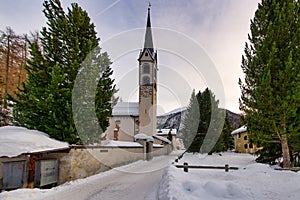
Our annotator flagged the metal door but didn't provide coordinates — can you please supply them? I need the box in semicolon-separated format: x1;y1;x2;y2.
3;160;25;190
34;159;58;187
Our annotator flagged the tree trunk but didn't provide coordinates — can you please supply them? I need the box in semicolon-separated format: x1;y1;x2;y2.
5;35;10;97
281;134;291;168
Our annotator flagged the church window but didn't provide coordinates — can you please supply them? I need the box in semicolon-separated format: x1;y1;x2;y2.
143;63;150;74
142;76;150;85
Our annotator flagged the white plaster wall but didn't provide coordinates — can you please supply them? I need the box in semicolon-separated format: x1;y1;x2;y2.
105;116;136;142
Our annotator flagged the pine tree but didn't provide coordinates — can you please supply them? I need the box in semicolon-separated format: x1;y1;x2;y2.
239;0;300;167
183;88;224;153
182;90;200;151
12;0;116;144
212;113;234;152
0;98;13;126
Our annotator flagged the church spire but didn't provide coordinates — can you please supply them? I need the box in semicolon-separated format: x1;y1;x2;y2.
144;4;154;53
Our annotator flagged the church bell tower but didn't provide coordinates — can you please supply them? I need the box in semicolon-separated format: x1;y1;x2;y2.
138;5;157;136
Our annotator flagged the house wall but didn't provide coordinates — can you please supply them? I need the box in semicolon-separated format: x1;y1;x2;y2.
105;116;137;142
233;132;259;153
155;135;176;149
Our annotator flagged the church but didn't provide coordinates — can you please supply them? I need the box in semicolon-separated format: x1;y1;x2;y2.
103;6;175;145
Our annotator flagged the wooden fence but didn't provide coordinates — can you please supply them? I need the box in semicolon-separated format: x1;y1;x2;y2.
274;167;300;172
175;162;239;173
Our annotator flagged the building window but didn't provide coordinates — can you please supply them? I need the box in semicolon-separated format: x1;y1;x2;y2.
145;52;148;56
143;63;150;74
238;133;241;138
142;76;150;85
244;144;248;149
244;135;248;140
249;143;253;149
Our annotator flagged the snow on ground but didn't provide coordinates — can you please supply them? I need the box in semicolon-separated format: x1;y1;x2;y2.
2;151;300;200
159;152;300;200
0;126;69;157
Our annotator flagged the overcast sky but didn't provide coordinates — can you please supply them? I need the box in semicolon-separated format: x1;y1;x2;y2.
0;0;261;115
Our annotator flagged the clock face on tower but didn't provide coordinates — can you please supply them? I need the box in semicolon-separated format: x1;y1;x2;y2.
141;86;152;98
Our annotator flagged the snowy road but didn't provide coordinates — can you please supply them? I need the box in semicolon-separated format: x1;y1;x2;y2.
1;154;178;200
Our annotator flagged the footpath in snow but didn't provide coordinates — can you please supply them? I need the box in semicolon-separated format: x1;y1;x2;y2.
159;152;300;200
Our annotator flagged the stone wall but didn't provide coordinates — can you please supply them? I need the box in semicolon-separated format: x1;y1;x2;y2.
152;145;172;157
0;143;172;190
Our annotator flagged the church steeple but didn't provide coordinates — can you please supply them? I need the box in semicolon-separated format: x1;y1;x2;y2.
138;3;157;136
144;5;154;53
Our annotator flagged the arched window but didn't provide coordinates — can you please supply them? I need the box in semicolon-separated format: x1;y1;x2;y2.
142;76;150;85
244;135;248;140
143;63;150;74
244;144;248;149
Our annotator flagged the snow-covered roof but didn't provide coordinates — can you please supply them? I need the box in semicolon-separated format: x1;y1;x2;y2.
102;140;143;147
134;133;154;142
156;129;177;136
153;135;171;144
0;126;69;157
231;125;247;135
112;102;139;116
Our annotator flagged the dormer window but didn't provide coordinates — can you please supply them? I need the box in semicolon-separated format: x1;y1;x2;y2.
145;52;148;56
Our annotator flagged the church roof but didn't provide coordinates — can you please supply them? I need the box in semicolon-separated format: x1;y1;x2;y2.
112;102;139;116
144;7;154;53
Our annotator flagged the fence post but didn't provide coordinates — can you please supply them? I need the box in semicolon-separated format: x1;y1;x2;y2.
225;164;229;172
184;162;188;173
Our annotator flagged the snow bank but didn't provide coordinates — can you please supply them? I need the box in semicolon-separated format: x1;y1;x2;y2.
159;152;300;200
102;140;142;147
0;126;69;157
